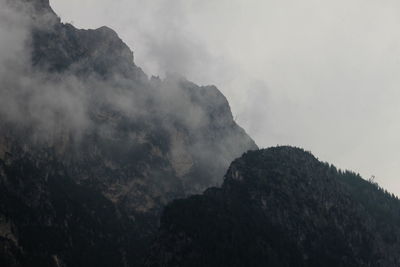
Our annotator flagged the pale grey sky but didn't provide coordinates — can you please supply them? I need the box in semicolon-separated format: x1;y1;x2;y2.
50;0;400;194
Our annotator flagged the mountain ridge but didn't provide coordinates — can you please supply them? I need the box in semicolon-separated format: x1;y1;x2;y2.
0;1;257;266
146;147;400;267
3;1;399;267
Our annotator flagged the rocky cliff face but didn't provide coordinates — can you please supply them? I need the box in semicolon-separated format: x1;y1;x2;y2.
7;2;397;267
0;1;256;266
146;147;400;267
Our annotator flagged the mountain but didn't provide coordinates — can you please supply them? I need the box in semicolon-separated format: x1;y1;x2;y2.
0;0;256;266
146;147;400;267
3;1;400;267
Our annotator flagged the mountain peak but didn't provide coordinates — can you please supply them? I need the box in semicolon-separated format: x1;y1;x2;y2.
146;146;400;266
11;0;54;14
7;0;59;28
0;1;258;266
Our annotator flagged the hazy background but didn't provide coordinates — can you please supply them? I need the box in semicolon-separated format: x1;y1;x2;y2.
50;0;400;194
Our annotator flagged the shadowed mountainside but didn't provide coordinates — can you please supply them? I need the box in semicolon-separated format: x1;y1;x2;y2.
0;0;256;266
4;1;399;267
146;147;400;267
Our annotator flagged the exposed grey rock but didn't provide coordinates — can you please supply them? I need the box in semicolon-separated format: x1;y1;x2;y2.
0;0;257;266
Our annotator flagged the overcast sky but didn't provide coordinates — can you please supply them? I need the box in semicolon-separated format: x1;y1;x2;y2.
50;0;400;194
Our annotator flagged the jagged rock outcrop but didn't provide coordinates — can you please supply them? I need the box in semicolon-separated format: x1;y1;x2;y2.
146;147;400;267
0;0;257;266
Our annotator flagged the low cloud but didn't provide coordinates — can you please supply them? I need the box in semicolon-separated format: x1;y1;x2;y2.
50;0;400;194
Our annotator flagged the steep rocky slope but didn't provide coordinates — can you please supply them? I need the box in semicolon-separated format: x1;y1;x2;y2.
146;147;400;267
0;0;256;266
